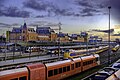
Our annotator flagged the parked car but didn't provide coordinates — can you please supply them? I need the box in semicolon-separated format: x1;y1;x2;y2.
112;63;120;70
91;72;110;80
101;67;116;74
90;67;116;80
111;59;120;70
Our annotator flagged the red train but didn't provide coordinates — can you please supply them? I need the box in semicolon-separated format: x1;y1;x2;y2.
0;54;100;80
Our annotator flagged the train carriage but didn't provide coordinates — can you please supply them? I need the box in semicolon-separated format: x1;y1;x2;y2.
26;63;46;80
81;54;100;71
72;58;82;74
0;67;28;80
45;60;73;80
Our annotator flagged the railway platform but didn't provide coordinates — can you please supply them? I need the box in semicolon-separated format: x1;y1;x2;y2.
0;55;62;67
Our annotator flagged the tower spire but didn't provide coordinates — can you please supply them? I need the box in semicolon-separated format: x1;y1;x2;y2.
23;20;27;29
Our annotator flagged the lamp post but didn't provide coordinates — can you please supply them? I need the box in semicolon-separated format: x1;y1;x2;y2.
108;6;111;64
58;22;61;60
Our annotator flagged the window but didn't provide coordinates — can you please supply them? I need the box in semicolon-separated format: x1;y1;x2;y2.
48;70;53;77
63;67;66;72
23;31;25;33
83;62;86;66
75;62;81;68
59;68;62;74
10;78;18;80
75;63;78;68
71;64;74;70
54;69;58;75
96;57;99;61
19;76;27;80
67;66;70;71
91;60;93;64
78;62;81;67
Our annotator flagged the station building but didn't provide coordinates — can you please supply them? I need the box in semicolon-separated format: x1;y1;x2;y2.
36;27;57;41
6;23;38;43
58;32;69;42
70;34;85;42
6;22;88;43
89;36;102;43
6;23;58;43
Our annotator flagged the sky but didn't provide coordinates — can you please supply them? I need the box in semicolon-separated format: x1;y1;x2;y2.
0;0;120;40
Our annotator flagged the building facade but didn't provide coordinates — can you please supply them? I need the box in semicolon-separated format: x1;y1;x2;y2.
6;23;88;43
7;23;38;43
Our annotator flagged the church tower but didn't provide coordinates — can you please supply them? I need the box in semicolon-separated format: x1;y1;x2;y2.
22;22;28;42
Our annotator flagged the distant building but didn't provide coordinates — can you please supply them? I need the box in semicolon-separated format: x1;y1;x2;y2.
36;27;58;41
0;35;6;43
80;32;88;42
27;28;38;42
6;23;90;43
70;34;84;42
58;32;69;42
89;36;102;43
7;22;38;43
6;23;59;42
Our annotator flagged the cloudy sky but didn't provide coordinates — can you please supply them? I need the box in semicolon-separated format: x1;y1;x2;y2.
0;0;120;39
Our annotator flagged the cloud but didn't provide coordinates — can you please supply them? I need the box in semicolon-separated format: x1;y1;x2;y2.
75;0;93;8
23;0;75;17
23;0;52;11
114;25;120;29
23;0;107;17
74;0;105;17
109;0;120;22
81;12;94;17
0;6;30;18
0;22;11;28
0;0;6;6
112;33;120;36
81;8;100;13
92;29;114;33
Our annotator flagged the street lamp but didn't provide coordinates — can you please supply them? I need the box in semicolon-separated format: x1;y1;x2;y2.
58;22;61;60
108;6;111;64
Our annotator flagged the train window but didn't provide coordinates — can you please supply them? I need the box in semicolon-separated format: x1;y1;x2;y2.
63;67;66;72
71;64;74;70
91;60;93;63
78;62;81;67
67;66;70;71
96;57;99;61
54;69;58;75
75;63;78;68
48;70;53;77
59;68;62;74
83;62;86;66
19;76;27;80
11;78;18;80
87;62;88;65
75;62;80;68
